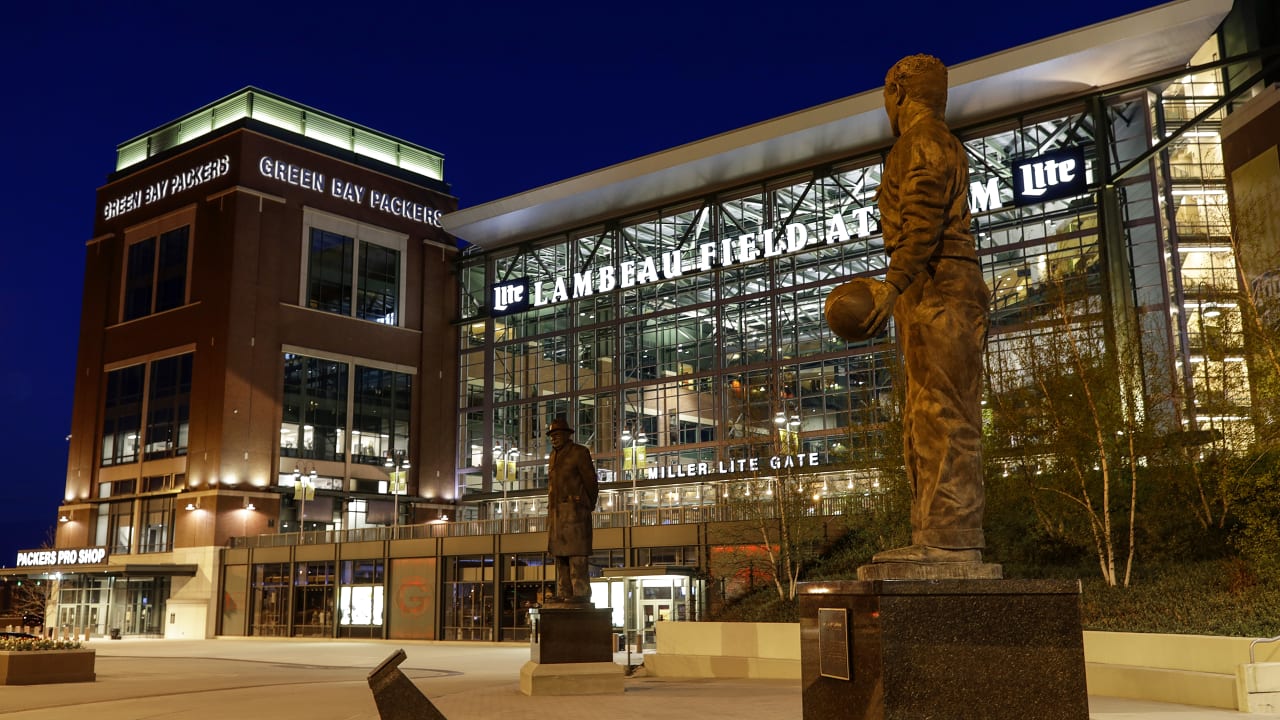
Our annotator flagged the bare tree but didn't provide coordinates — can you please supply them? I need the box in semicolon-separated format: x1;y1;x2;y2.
985;276;1142;586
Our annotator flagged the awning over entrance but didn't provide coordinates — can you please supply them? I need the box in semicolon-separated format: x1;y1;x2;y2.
103;564;198;577
600;565;697;579
0;563;198;578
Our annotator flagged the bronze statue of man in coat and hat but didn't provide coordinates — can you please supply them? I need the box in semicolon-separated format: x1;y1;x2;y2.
545;416;600;604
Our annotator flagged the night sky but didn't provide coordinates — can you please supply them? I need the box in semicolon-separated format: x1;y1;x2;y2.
0;0;1171;565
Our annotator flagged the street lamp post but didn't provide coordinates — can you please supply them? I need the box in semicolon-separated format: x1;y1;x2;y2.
293;466;316;534
384;451;410;527
499;445;518;533
622;423;647;525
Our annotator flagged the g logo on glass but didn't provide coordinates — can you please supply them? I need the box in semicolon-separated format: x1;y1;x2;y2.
396;577;431;615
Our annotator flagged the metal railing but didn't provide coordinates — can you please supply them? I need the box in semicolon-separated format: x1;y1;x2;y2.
1251;635;1280;663
227;493;881;549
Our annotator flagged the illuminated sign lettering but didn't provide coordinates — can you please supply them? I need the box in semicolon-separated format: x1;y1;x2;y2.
970;177;1002;213
491;278;530;317
257;156;443;227
15;546;109;568
102;155;231;221
487;178;1006;314
635;452;825;481
1012;146;1087;206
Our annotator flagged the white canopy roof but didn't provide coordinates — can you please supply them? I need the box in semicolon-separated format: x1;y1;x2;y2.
444;0;1232;249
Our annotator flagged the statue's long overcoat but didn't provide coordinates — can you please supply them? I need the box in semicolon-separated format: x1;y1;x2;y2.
546;441;599;557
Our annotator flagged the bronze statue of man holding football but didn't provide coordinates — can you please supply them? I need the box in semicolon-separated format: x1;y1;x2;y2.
825;54;990;568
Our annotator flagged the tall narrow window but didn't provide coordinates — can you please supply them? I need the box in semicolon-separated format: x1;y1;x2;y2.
145;354;192;460
123;239;156;321
358;242;400;324
102;365;145;466
306;229;354;316
107;501;133;555
154;227;190;313
138;496;175;553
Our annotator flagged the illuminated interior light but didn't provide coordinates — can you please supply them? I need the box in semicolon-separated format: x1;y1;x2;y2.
1178;246;1234;253
1170;188;1228;196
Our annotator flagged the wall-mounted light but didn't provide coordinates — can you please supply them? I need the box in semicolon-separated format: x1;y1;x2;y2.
185;500;200;511
243;497;256;511
58;515;69;523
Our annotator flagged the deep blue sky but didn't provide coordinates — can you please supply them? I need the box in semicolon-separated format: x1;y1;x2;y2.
0;0;1170;565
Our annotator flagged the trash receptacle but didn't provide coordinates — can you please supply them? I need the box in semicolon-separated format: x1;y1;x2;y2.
109;628;122;640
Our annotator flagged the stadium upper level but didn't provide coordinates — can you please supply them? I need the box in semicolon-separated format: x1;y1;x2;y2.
444;0;1231;250
113;86;445;184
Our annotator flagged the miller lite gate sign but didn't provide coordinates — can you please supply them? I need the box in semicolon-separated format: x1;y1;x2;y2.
1012;146;1088;206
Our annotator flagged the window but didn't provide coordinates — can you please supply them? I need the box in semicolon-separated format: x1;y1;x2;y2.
145;354;192;460
102;365;144;466
293;561;336;637
307;229;354;316
280;351;414;463
281;354;348;461
101;352;193;466
352;366;412;466
303;209;406;326
338;560;385;637
251;563;290;637
138;496;175;553
443;555;495;641
103;500;133;555
124;226;190;321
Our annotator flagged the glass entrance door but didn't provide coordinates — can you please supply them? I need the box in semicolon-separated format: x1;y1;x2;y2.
107;577;168;637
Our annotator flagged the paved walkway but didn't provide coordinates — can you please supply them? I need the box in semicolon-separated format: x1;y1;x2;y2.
0;638;1276;719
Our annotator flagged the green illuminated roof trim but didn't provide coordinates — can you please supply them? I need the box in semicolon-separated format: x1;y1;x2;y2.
115;87;444;182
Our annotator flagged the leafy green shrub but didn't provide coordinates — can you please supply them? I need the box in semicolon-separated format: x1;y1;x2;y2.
0;638;83;652
1080;560;1280;637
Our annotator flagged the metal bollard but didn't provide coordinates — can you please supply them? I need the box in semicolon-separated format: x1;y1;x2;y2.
367;649;448;720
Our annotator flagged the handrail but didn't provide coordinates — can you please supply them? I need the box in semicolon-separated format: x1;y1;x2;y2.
1250;635;1280;664
227;493;882;549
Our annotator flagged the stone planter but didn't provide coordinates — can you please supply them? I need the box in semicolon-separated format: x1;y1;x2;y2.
0;649;96;685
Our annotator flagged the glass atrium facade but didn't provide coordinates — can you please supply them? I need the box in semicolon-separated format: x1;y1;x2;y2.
453;35;1257;523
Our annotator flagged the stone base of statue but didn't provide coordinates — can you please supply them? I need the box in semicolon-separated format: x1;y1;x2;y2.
798;579;1088;720
520;607;623;696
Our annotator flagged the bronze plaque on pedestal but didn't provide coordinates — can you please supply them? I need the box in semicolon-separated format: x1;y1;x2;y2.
818;607;850;680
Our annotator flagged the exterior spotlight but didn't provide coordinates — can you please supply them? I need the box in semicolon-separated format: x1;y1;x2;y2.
185;502;197;511
58;515;69;523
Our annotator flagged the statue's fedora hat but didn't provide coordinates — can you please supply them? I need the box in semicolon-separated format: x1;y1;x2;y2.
548;417;575;434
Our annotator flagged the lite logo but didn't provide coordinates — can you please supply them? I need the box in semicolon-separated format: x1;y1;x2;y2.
491;279;530;316
1012;146;1088;206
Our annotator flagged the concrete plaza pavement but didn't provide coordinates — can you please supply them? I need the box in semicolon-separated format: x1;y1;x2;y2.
1;637;1277;719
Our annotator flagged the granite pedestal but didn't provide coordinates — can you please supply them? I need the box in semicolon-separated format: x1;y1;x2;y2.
520;607;623;695
798;579;1088;720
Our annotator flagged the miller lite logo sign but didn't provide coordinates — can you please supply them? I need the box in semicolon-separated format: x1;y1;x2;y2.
1012;146;1088;206
491;278;531;316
